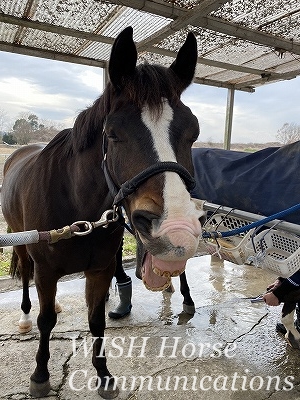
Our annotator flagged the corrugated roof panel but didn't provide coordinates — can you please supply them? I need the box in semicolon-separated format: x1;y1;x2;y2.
231;73;260;85
156;26;235;56
0;0;27;17
195;63;224;77
243;52;296;70
212;0;300;40
206;69;249;84
0;22;19;42
80;42;112;61
102;8;172;41
138;52;174;68
33;0;118;32
263;11;300;41
1;0;300;91
162;0;205;9
204;40;269;65
19;29;85;54
268;58;300;74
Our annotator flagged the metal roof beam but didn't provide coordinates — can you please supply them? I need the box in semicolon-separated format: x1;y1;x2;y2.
198;16;300;56
0;41;106;68
146;45;280;78
0;12;115;45
193;76;255;92
235;69;299;90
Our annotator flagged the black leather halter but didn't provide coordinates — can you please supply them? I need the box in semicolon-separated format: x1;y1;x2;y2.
101;135;196;207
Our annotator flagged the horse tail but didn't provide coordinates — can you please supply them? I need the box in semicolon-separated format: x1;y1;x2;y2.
9;249;20;278
9;248;34;280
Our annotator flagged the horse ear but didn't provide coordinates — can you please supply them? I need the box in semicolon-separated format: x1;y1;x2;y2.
169;32;198;91
109;26;137;89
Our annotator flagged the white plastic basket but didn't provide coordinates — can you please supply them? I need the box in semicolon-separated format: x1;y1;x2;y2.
203;214;253;265
245;229;300;277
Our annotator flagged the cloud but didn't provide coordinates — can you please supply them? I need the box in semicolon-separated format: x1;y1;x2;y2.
182;76;300;143
1;50;300;143
0;52;104;128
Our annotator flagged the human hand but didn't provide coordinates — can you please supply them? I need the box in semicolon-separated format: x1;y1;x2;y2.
266;279;282;291
263;292;280;306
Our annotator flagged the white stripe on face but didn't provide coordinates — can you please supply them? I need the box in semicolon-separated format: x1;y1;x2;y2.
141;102;195;220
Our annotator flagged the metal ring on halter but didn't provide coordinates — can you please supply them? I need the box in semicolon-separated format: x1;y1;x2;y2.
72;221;93;236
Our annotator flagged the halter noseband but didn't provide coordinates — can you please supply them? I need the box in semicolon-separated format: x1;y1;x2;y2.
102;136;196;207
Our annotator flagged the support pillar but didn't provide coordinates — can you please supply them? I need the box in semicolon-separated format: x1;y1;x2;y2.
224;87;235;150
103;62;108;87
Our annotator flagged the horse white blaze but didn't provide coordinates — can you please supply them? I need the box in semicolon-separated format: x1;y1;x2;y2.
141;101;202;261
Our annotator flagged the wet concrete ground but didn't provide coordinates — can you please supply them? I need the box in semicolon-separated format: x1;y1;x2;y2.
0;255;299;400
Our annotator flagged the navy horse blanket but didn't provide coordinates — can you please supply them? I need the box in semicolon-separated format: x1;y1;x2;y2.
191;141;300;225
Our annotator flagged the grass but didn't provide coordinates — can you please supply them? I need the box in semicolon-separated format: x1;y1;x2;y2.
122;233;137;258
0;250;11;277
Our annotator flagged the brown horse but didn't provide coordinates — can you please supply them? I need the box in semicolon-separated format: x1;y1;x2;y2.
1;27;203;398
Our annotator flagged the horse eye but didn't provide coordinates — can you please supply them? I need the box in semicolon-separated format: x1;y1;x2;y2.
106;130;119;142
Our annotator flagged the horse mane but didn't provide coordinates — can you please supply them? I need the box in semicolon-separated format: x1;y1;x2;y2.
122;63;181;112
45;63;181;155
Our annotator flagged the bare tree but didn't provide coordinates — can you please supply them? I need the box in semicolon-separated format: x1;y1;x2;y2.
10;114;63;144
12;117;33;145
0;109;10;133
276;122;300;145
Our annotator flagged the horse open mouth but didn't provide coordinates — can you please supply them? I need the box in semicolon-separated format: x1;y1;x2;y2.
141;251;187;291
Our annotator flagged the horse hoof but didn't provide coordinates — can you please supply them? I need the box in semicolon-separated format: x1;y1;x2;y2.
98;384;119;399
285;332;300;349
18;320;32;334
183;303;195;315
29;379;51;397
55;300;62;313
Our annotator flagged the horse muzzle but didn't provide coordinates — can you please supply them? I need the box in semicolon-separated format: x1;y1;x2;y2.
134;214;202;291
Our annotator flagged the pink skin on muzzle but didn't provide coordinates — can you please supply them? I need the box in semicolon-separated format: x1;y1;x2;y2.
142;217;202;291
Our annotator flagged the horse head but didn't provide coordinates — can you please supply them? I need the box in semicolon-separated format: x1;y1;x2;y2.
103;27;204;291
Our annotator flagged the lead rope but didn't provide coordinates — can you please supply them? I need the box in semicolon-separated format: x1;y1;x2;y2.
0;208;120;247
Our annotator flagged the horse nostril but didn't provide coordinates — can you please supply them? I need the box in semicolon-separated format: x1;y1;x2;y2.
131;210;160;238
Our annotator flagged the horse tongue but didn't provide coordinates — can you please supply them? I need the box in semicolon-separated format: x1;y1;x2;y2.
142;252;171;291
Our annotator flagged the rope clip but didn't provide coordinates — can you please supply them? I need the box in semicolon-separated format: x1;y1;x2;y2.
93;207;119;229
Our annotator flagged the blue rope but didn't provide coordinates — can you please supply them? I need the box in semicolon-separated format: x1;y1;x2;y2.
202;203;300;239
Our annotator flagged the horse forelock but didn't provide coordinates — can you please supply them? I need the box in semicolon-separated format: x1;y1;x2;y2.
66;63;181;153
124;64;180;117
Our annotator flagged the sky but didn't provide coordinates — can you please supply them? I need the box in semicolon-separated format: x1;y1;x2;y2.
0;50;300;143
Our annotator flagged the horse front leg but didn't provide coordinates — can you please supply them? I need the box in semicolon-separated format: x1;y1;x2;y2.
180;271;195;315
29;272;58;397
85;266;119;399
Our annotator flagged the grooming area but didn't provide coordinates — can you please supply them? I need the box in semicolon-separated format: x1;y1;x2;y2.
1;2;300;399
0;253;299;399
